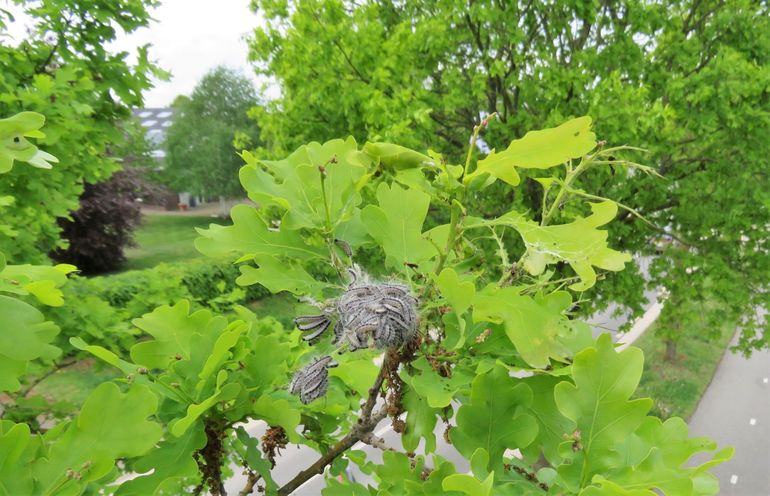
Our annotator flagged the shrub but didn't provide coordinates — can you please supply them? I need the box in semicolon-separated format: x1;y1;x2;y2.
43;258;272;356
52;168;147;274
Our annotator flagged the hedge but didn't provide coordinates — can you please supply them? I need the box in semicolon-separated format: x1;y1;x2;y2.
43;258;272;356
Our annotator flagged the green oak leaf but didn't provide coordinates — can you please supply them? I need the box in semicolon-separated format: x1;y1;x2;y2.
170;382;241;437
116;422;206;496
442;472;494;495
252;394;302;443
195;204;326;260
362;142;433;169
0;421;34;495
70;337;141;376
0;295;60;392
33;383;162;492
451;365;538;468
243;334;293;391
435;268;476;349
481;201;630;291
194;321;246;395
234;427;277;492
0;263;75;306
239;137;370;229
520;375;576;464
473;285;574;368
554;334;653;489
372;451;425;494
361;182;434;271
435;267;475;315
328;351;379;397
130;300;215;369
403;456;462;495
237;255;329;297
401;384;439;454
468;116;596;186
603;416;732;495
580;480;655;495
322;479;371;495
401;357;472;408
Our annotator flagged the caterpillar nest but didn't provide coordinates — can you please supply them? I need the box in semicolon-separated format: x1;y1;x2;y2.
289;266;418;404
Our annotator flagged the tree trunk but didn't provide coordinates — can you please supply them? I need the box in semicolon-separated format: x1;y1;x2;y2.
664;338;678;362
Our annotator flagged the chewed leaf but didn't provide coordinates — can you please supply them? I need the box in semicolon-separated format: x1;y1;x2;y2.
26;150;58;169
473;285;575;368
479;201;630;291
469;116;596;186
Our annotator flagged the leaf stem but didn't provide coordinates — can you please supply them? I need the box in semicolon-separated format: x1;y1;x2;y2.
542;159;590;226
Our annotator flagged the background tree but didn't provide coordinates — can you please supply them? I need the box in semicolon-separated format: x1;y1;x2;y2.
0;0;162;262
248;0;770;355
162;66;260;210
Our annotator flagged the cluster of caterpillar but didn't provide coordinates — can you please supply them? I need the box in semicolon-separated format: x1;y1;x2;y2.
288;266;418;404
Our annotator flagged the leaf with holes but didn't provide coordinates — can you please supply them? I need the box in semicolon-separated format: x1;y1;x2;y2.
469;116;596;186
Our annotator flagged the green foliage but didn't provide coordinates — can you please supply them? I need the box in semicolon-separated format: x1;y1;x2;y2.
249;0;770;353
190;116;729;494
43;258;271;356
163;66;259;198
0;0;161;261
1;110;730;495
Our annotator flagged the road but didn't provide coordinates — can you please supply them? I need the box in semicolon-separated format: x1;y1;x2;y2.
688;328;770;495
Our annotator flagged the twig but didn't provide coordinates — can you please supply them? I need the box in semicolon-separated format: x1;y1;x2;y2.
361;432;395;452
277;347;399;494
238;470;261;496
277;407;388;495
360;352;390;422
20;356;78;398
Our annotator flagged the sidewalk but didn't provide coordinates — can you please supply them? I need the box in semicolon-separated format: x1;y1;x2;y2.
688;332;770;494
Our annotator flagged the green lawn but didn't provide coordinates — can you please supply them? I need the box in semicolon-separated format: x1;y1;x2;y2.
247;292;297;329
634;309;735;420
32;359;118;410
123;214;226;271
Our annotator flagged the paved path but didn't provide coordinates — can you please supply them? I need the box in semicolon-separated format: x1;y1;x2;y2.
689;331;770;495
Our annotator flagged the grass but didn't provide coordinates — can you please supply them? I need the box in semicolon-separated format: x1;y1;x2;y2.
32;359;119;409
123;214;226;271
247;292;297;329
634;308;735;420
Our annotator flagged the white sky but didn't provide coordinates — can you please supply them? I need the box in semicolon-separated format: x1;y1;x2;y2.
2;0;265;108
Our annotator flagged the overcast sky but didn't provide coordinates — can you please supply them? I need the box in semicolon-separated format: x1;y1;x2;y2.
112;0;263;107
3;0;265;108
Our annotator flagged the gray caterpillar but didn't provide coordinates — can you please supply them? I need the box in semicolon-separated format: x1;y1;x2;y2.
294;266;418;350
289;355;338;405
289;266;418;403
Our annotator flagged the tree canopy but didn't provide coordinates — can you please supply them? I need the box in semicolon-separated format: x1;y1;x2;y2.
162;66;260;199
248;0;770;352
0;0;162;262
